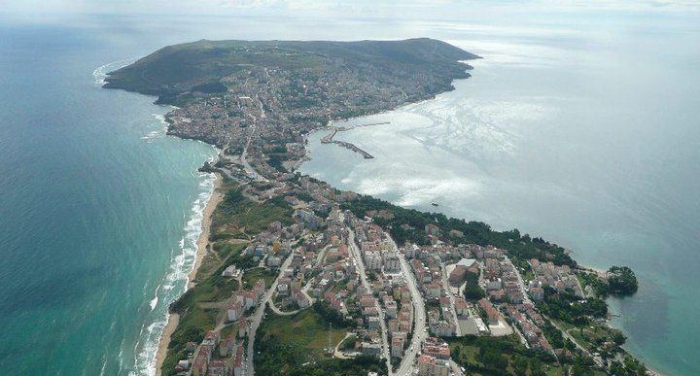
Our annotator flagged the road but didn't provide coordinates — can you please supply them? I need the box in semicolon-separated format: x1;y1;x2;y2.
391;235;428;376
244;251;294;375
506;257;603;366
267;279;315;317
440;263;462;337
240;122;268;183
550;320;604;368
450;359;465;376
239;94;269;183
347;228;393;375
504;256;533;306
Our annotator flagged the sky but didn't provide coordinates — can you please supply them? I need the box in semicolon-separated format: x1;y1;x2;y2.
3;0;699;22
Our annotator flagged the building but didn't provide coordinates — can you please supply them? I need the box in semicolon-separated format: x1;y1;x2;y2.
233;345;245;376
192;351;208;376
227;302;243;322
391;337;405;358
478;298;500;324
361;342;382;358
364;250;382;270
417;354;450;376
425;224;441;236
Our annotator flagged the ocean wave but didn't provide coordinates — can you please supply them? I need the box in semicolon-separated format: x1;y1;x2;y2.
149;285;159;311
92;57;139;87
127;171;217;376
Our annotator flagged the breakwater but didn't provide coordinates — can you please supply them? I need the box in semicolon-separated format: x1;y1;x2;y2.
320;122;390;159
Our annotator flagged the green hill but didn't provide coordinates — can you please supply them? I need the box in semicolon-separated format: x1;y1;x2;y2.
104;38;479;105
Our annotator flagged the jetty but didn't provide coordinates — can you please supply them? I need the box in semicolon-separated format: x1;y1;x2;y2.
320;121;390;159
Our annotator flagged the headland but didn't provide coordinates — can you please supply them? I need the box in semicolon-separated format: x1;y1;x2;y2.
105;38;650;376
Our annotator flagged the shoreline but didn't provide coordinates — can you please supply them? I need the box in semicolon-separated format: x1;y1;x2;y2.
154;171;223;376
303;128;665;376
110;48;661;376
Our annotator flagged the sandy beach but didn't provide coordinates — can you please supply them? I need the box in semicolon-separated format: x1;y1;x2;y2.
154;313;179;376
188;172;224;289
154;172;223;376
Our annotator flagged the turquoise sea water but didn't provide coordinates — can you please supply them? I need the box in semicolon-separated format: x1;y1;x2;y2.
0;25;217;375
1;4;698;375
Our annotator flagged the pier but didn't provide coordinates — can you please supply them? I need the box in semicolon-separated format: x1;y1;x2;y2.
320;121;390;159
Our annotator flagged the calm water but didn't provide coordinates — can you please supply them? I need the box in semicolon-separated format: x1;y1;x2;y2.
300;13;700;376
1;4;698;376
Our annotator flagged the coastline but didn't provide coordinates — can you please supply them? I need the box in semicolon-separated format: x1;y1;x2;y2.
304;130;664;376
154;171;223;376
107;42;661;376
188;171;223;290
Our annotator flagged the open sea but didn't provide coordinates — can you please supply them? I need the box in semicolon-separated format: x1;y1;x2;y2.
0;3;698;375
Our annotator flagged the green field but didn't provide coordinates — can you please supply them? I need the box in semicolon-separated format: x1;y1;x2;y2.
259;309;348;358
211;185;293;240
241;267;277;290
448;335;562;376
255;307;385;376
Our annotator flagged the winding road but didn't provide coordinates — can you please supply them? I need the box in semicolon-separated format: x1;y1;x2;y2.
243;251;294;375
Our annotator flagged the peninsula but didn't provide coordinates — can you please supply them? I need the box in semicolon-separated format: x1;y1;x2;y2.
105;38;649;376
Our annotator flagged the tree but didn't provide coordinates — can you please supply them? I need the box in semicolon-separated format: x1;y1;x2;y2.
607;266;638;296
612;330;627;346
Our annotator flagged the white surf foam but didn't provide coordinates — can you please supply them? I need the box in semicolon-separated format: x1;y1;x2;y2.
92;57;139;87
128;170;217;376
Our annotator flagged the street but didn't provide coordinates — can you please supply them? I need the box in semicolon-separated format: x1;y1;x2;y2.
348;228;393;375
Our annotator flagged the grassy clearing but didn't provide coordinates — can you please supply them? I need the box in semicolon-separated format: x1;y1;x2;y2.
221;322;240;339
241;267;276;290
448;335;562;376
212;185;293;240
259;309;348;358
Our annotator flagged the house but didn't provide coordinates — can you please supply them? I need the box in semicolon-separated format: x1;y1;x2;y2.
391;337;405;358
454;297;468;317
478;298;500;324
221;264;240;278
227;302;243;322
383;251;401;272
424;281;442;300
417;354;450;376
219;336;237;357
448;266;467;287
361;342;382;358
292;289;310;308
175;360;191;373
529;286;545;301
238;316;247;338
233;345;245;376
385;300;398;319
208;360;229;376
425;224;440;236
192;350;208;376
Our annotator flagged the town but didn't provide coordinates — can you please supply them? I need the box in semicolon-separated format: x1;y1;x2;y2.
104;38;643;376
162;175;643;376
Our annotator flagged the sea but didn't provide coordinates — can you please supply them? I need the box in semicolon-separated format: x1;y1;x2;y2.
0;4;698;376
